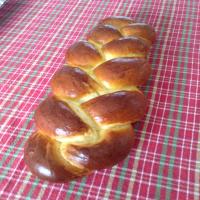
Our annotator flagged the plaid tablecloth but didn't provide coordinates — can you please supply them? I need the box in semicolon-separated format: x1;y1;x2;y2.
0;0;200;199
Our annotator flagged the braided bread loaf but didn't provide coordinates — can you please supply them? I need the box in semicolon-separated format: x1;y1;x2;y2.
24;16;156;182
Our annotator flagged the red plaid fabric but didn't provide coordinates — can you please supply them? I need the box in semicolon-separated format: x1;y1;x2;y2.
0;0;200;199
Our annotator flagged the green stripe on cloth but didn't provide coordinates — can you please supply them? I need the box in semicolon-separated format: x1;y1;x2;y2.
155;0;193;199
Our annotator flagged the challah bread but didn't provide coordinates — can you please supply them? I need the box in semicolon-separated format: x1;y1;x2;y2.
24;16;156;182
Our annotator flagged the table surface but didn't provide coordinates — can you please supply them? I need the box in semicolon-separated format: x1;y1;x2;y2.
0;0;200;199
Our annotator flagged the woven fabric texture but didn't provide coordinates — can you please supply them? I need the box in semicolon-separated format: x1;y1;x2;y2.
0;0;200;199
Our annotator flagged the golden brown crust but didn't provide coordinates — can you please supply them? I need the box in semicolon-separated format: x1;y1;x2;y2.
87;25;122;46
35;96;89;138
99;16;135;29
121;23;156;46
65;40;103;68
65;126;134;170
102;37;149;60
24;132;88;182
24;16;156;182
51;66;100;100
94;58;151;89
81;91;147;125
